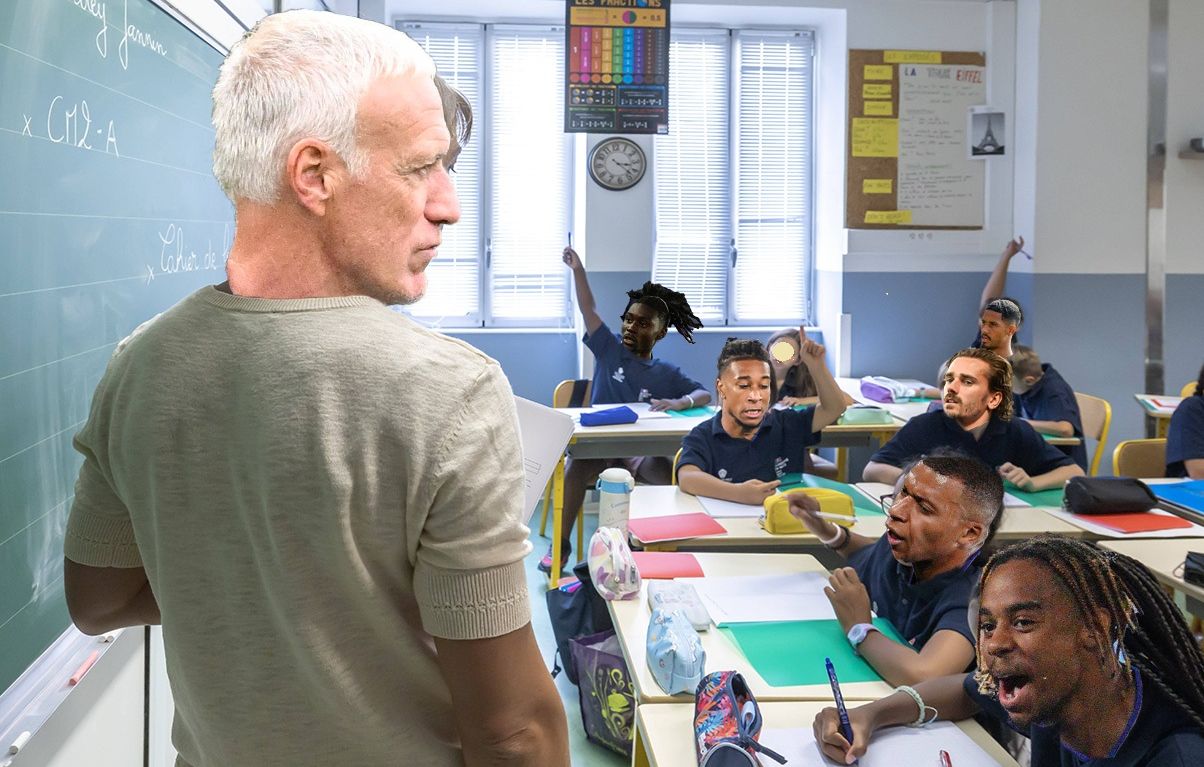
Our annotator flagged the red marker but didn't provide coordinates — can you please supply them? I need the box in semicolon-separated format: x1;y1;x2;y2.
69;651;100;686
939;749;953;767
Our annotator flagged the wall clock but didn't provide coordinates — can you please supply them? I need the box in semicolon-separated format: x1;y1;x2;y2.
588;137;646;191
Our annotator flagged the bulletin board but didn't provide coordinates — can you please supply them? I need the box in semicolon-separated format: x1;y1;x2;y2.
846;49;987;230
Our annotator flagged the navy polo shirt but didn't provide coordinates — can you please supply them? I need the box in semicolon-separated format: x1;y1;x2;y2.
583;321;704;405
1016;363;1088;470
870;411;1073;476
847;535;979;649
1167;396;1204;478
964;669;1204;766
678;407;819;483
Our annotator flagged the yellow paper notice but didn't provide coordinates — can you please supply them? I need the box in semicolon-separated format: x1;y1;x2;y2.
864;64;893;80
863;179;893;194
865;210;913;225
863;83;892;99
863;101;893;116
883;50;942;64
851;118;899;158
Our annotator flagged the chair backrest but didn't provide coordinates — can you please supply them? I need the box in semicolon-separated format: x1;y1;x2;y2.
671;448;683;486
552;379;592;408
1073;391;1112;476
1112;438;1167;478
1182;381;1199;399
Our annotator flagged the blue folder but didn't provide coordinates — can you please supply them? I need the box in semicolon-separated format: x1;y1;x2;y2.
579;405;639;426
1152;480;1204;515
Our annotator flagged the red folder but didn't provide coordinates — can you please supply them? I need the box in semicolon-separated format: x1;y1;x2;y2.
1074;511;1195;534
632;552;705;579
627;513;726;544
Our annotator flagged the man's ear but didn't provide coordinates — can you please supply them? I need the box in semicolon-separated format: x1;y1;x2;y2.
958;517;985;549
285;139;339;215
1079;608;1113;653
987;389;1004;411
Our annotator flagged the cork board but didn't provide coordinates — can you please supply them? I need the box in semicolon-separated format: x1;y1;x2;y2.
847;49;987;230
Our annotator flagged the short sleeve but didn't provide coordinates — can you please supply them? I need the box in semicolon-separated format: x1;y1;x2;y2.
1012;419;1074;475
583;321;623;372
869;416;928;467
931;605;975;646
1042;389;1083;436
677;421;714;474
413;363;532;641
669;366;706;398
64;369;142;568
784;405;819;441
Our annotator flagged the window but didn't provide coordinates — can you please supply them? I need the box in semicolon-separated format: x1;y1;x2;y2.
401;23;572;327
653;29;815;325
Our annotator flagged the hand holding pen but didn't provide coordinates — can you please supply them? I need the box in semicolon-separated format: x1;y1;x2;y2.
812;695;872;764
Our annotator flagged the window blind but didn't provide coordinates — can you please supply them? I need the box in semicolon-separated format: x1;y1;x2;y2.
733;30;814;323
486;27;572;325
652;30;731;323
401;23;483;325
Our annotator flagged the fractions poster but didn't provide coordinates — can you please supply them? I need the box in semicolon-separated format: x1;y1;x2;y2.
564;0;670;134
846;49;987;230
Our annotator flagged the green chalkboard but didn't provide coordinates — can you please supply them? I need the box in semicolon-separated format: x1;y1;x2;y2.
0;0;233;696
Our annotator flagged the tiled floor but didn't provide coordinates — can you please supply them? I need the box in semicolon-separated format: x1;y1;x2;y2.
523;507;628;767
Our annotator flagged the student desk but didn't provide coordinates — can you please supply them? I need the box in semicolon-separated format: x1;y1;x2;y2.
627;486;1085;553
1134;393;1178;438
633;701;1020;767
1100;539;1204;617
546;410;903;585
608;552;894;706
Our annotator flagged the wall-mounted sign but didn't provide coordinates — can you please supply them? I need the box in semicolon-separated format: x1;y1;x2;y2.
564;0;670;134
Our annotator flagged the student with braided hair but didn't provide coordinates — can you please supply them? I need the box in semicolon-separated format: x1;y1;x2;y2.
541;247;710;572
813;536;1204;766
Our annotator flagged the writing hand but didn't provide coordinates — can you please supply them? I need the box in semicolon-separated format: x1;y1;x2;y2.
825;567;873;631
998;462;1034;491
737;479;781;506
562;246;583;271
814;706;874;765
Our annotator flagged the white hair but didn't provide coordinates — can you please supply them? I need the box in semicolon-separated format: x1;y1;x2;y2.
212;10;435;204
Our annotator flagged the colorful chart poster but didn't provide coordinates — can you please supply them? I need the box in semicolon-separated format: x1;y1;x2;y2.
565;0;670;134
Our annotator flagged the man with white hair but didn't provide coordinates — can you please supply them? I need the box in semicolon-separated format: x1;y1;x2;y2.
62;11;568;766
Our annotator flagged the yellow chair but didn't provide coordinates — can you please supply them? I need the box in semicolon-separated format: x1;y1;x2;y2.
1112;438;1167;478
1074;392;1112;476
1182;381;1198;398
671;447;683;486
538;379;592;544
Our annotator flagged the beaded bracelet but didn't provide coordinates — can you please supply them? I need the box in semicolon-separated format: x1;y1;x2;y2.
895;685;939;727
816;524;847;549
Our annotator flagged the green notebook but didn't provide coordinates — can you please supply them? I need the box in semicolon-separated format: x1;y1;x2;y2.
721;618;905;686
1004;483;1064;508
778;473;884;516
667;406;716;418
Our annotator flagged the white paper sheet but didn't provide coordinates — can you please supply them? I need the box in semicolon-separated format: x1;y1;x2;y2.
759;721;1003;767
514;397;576;524
623;401;673;420
677;573;836;625
1043;507;1204;539
697;496;766;518
1003;492;1029;507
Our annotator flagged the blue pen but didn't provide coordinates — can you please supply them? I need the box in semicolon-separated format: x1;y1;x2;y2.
826;657;858;762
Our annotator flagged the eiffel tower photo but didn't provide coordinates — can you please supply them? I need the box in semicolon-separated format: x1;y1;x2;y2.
972;113;1005;156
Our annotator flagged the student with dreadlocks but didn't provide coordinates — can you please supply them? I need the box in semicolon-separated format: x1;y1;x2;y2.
813;536;1204;766
676;334;845;505
540;247;710;572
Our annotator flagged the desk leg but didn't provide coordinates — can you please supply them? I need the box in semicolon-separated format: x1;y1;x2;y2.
835;448;848;483
631;716;651;767
1157;418;1169;439
549;454;567;589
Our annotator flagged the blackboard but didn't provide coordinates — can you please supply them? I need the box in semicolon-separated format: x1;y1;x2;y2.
0;0;233;697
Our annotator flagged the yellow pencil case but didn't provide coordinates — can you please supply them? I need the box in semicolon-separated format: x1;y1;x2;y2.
760;487;856;535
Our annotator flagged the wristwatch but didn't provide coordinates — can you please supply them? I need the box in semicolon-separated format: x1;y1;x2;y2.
847;623;880;651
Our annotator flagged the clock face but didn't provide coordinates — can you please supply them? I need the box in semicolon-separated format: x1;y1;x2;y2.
589;138;646;191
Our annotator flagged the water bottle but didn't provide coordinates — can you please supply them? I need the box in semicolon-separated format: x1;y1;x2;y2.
596;467;635;535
